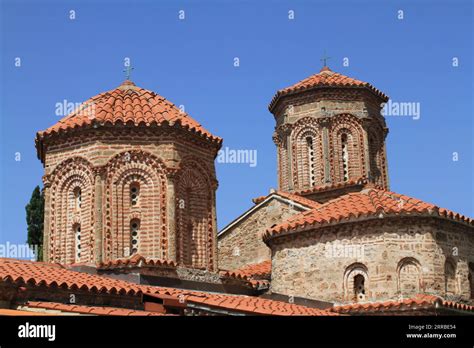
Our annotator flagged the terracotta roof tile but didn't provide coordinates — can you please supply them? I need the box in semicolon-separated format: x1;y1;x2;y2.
36;80;222;159
269;67;389;112
293;177;372;197
330;294;474;314
0;308;55;316
0;258;143;295
220;261;272;289
252;191;321;209
221;260;271;280
148;292;335;316
263;188;474;241
0;258;334;316
97;254;176;270
25;301;166;316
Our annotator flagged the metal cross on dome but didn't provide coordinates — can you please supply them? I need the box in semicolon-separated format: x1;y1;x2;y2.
123;65;134;80
320;51;331;67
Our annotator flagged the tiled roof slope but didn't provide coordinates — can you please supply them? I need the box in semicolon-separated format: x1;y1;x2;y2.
330;294;474;315
0;258;333;316
0;258;144;295
293;177;370;197
36;80;221;143
223;260;271;280
252;190;321;209
24;301;167;316
220;260;272;288
97;254;176;270
263;188;474;241
148;291;334;316
269;66;389;112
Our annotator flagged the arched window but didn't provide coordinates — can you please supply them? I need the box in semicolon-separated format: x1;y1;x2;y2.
306;137;316;186
73;224;81;263
397;257;422;297
341;133;349;181
130;219;140;255
344;263;369;302
469;263;474;300
130;182;140;207
73;187;82;211
354;274;365;302
445;258;457;297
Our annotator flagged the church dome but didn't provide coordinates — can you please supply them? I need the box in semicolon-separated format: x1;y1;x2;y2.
36;80;221;160
269;66;389;112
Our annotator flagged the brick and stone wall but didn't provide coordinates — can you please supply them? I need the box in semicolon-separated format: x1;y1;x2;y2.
218;198;305;271
268;217;474;303
41;126;219;270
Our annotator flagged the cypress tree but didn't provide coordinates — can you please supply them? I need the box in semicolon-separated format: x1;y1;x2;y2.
25;186;44;261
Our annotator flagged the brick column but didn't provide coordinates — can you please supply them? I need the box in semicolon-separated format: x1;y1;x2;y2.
321;121;331;184
210;179;219;271
166;168;179;262
42;176;51;262
93;167;105;263
286;132;294;191
362;128;371;180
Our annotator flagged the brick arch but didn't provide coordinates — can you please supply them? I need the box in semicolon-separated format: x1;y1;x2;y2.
468;262;474;299
104;150;168;261
49;157;95;264
343;262;369;302
290;118;324;190
366;123;387;188
397;257;423;297
274;125;291;190
175;158;214;270
444;257;459;297
329;114;365;183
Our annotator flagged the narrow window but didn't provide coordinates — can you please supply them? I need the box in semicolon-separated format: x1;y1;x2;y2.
130;219;140;255
469;263;474;300
73;187;82;211
354;274;365;302
74;224;81;262
306;137;316;186
130;183;140;206
341;133;349;181
445;259;457;296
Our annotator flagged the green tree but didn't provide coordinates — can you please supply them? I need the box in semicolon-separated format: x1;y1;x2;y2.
25;186;44;261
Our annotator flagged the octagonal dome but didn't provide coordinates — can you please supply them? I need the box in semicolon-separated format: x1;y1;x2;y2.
36;80;222;161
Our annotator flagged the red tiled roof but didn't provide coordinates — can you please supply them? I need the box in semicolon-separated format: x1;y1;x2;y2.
269;66;389;112
330;294;474;314
0;258;143;295
252;190;321;209
0;258;334;316
0;308;54;316
25;301;166;316
97;254;176;270
263;189;474;241
36;80;221;154
222;260;271;280
147;291;335;316
293;177;371;197
220;260;272;288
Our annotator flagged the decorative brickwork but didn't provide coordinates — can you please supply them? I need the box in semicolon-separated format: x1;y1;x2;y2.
175;158;216;270
270;67;389;193
103;150;168;261
48;157;95;264
37;81;221;270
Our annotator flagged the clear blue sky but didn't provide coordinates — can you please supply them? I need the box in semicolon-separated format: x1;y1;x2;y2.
0;0;472;246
